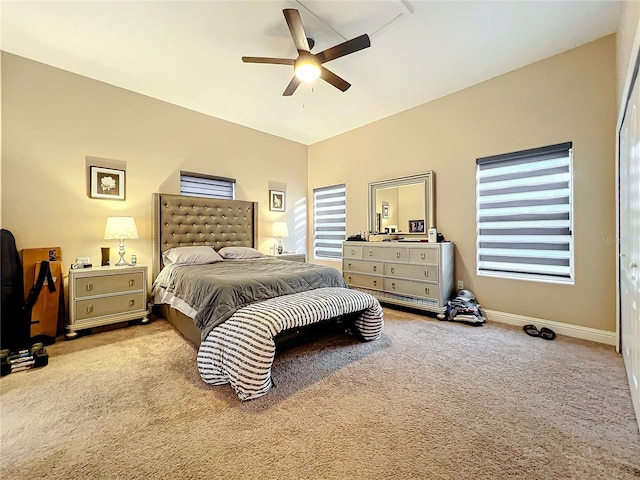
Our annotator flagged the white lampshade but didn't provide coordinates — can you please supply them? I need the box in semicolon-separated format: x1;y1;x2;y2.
104;216;139;240
104;217;138;266
272;221;289;238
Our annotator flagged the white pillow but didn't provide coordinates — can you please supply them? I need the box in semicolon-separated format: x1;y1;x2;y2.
217;246;266;259
162;246;223;267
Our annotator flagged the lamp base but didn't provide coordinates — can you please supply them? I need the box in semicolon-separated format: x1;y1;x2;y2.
114;254;133;266
114;240;133;266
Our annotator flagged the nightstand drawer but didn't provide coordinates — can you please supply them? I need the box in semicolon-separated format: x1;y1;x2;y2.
75;272;144;298
75;293;145;321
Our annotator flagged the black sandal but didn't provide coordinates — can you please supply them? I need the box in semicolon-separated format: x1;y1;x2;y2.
539;327;556;340
523;324;540;337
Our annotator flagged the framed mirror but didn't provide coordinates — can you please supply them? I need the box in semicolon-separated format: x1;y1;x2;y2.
368;172;435;235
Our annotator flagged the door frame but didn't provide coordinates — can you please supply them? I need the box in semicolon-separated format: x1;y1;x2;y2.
617;38;640;353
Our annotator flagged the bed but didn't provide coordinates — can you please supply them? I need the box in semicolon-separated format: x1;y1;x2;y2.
151;193;384;400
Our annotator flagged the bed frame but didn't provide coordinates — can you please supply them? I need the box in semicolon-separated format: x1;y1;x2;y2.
152;193;351;348
152;193;258;346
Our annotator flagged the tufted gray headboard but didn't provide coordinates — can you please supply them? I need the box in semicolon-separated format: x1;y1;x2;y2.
152;193;258;281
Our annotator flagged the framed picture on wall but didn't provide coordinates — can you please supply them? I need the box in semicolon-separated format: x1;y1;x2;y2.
90;166;125;200
382;203;390;219
409;219;425;233
269;190;285;212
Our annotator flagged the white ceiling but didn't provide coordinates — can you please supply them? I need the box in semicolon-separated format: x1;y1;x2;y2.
1;1;621;145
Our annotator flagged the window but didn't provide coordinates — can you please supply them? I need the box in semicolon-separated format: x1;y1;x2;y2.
476;142;573;283
180;171;235;199
313;184;346;260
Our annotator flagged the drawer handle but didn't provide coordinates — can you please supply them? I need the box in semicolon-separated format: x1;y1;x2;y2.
348;263;352;269
368;250;373;257
396;252;400;258
373;265;377;272
86;283;93;292
86;305;93;314
348;276;352;282
373;280;377;286
424;270;429;278
391;267;395;274
391;282;396;289
421;252;426;260
425;287;430;295
129;279;135;287
350;249;355;255
129;299;135;307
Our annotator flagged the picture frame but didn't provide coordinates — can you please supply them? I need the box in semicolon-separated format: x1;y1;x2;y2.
409;219;425;233
269;190;285;212
90;166;125;200
382;203;390;219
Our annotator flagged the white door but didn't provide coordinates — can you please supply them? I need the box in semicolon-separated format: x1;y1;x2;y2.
619;64;640;433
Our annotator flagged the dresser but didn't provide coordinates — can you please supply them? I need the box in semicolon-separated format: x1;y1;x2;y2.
67;265;148;338
342;241;454;318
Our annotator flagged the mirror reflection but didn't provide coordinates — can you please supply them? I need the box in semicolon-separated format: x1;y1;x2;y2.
369;172;435;235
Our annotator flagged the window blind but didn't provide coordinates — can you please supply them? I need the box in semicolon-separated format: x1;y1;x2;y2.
313;184;346;259
476;142;573;282
180;172;235;200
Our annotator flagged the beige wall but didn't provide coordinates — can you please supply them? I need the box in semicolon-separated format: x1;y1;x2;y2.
309;35;617;332
1;53;307;287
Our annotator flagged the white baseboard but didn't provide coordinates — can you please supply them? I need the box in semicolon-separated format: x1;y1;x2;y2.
484;309;617;346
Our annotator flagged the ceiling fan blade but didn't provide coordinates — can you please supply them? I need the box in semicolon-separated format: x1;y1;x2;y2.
283;9;310;52
283;76;302;96
314;34;371;64
242;57;294;65
320;67;351;92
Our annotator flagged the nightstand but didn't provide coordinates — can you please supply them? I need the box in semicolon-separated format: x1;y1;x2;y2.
67;265;148;338
268;253;306;263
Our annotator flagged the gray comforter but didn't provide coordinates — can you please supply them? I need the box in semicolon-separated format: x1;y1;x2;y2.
153;258;347;339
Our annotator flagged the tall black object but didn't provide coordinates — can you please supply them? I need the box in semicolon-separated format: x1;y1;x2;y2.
101;247;110;266
1;229;30;351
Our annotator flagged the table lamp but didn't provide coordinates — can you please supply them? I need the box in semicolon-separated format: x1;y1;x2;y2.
104;216;139;266
272;221;289;254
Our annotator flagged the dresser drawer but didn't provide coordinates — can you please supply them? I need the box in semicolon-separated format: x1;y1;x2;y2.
74;272;144;298
409;247;439;264
343;245;363;259
385;263;438;282
343;259;383;275
363;246;409;262
75;293;145;321
384;278;439;301
343;273;382;290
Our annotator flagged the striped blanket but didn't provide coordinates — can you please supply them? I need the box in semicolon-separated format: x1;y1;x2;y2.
197;287;384;400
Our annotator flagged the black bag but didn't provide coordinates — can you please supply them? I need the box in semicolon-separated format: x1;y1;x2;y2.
1;229;31;351
1;230;56;351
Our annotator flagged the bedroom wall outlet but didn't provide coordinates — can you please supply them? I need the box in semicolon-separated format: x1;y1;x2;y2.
457;280;464;290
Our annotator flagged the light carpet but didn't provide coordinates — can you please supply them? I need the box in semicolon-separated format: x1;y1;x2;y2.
1;308;639;480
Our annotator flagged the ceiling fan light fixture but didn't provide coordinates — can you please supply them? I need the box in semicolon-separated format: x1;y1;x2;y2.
294;56;320;82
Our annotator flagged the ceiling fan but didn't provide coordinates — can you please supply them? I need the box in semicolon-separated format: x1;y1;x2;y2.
242;8;371;96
